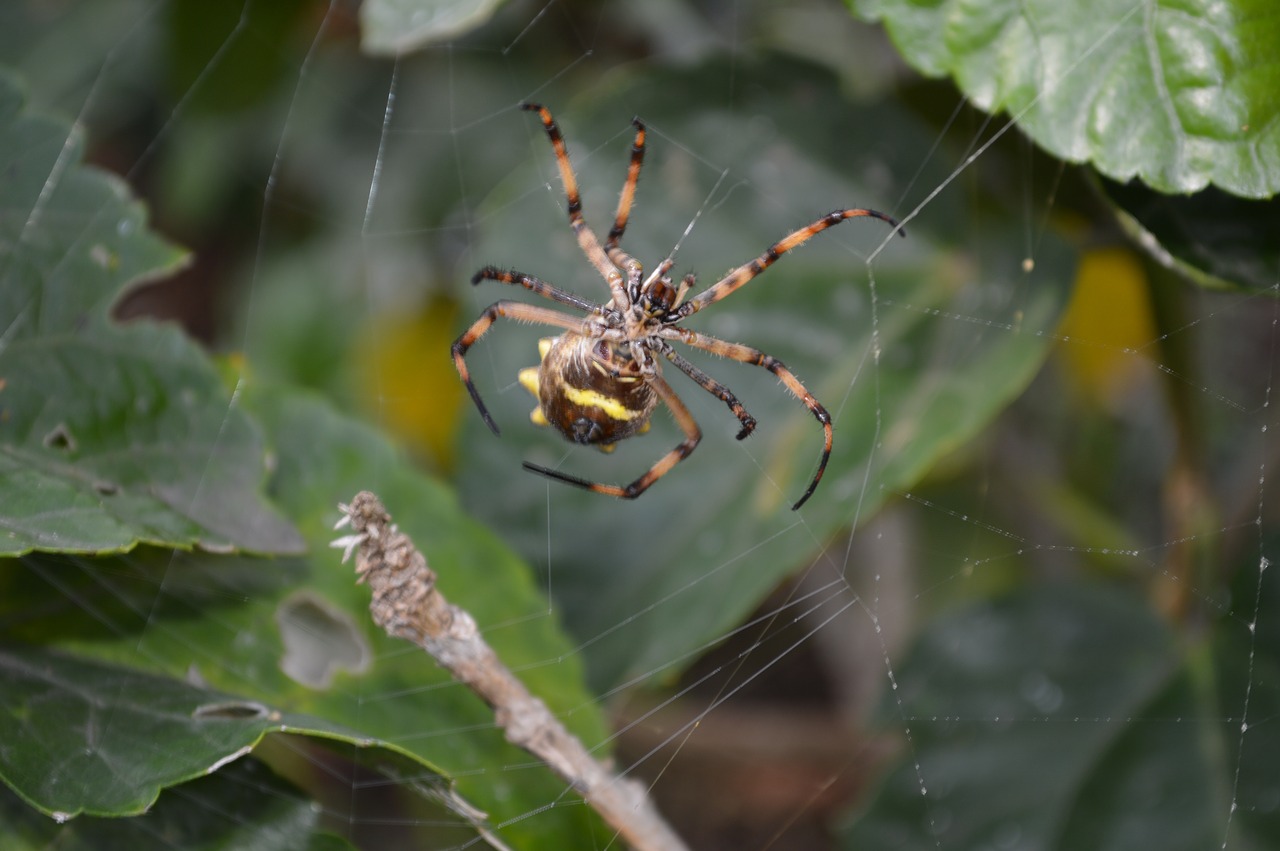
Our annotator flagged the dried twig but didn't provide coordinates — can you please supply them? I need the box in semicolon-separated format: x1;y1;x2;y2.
334;491;689;851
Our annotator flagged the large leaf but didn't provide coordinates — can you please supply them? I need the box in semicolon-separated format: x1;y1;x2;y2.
2;384;609;847
850;0;1280;198
0;755;356;851
841;576;1280;848
453;57;1075;688
0;71;302;557
0;643;451;825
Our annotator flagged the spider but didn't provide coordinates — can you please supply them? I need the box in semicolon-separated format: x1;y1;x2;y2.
452;103;903;510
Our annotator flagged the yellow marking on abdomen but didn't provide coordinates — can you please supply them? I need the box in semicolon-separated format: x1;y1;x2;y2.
517;367;550;426
563;386;645;421
517;366;540;396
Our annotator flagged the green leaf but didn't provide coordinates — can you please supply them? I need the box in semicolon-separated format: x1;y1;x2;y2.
1103;178;1280;292
840;578;1280;848
0;71;303;557
167;1;314;115
849;0;1280;198
2;384;609;846
0;642;450;821
452;57;1075;688
244;388;609;846
360;0;508;55
0;756;356;851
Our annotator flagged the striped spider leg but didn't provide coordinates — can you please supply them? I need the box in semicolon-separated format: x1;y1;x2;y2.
452;103;903;508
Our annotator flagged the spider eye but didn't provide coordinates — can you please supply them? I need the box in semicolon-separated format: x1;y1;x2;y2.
594;341;612;361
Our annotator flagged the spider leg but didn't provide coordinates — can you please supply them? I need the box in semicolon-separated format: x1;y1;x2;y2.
657;341;757;440
661;328;831;510
677;208;904;318
521;103;627;305
605;117;647;297
452;300;588;434
471;265;599;312
606;117;645;250
523;373;701;499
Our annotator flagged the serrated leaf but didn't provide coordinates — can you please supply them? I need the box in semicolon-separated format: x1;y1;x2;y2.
0;70;303;557
850;0;1280;198
452;58;1075;688
2;384;608;846
360;0;507;55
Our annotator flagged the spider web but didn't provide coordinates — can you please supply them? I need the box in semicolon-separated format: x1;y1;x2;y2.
3;0;1278;849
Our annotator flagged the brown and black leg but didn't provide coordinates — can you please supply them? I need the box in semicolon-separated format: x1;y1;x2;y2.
523;373;701;499
469;266;599;312
677;208;903;318
662;328;832;510
657;342;757;440
521;103;627;305
605;117;647;298
451;300;586;434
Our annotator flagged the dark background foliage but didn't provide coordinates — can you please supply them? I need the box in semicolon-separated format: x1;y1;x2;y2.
2;0;1278;848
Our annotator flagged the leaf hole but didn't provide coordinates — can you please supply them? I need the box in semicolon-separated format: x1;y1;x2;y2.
276;591;371;689
193;700;270;720
43;423;77;453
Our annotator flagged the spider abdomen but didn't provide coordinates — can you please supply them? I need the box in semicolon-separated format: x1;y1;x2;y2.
519;334;658;449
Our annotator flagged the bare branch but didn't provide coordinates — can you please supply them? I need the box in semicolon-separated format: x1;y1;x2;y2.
338;491;689;851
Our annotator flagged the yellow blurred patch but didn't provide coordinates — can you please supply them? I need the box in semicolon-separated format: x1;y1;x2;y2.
1056;247;1157;408
354;295;464;471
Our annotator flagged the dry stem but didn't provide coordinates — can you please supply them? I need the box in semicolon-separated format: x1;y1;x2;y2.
335;490;689;851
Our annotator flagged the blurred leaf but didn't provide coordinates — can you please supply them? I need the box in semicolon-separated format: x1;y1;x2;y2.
0;71;303;557
360;0;508;55
0;755;356;851
840;576;1280;848
849;0;1280;198
1104;179;1280;292
167;0;313;115
233;249;367;400
3;382;607;846
453;57;1075;688
0;1;161;134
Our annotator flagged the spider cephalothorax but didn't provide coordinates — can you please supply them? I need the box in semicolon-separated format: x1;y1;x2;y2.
452;103;903;509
